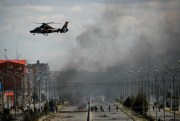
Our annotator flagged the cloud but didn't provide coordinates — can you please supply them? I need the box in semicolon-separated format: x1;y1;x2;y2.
0;5;54;14
25;5;54;12
69;6;83;13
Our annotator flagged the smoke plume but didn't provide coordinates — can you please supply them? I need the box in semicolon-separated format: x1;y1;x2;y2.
56;1;180;102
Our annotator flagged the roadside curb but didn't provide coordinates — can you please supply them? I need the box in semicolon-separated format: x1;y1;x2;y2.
118;104;146;121
164;108;180;116
38;104;66;121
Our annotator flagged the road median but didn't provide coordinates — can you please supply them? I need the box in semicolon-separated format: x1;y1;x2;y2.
118;103;146;121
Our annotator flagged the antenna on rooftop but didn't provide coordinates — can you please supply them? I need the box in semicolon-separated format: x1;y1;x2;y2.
4;49;8;60
16;46;20;60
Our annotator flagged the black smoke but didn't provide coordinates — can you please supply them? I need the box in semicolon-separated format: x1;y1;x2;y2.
55;1;180;103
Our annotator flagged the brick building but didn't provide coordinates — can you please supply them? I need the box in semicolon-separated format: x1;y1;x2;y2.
0;60;26;108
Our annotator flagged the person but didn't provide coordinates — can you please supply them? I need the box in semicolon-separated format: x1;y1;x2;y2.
153;105;155;111
116;106;118;112
41;106;43;112
100;106;103;111
158;105;160;112
55;106;58;113
109;105;111;112
34;106;37;113
91;106;94;112
95;106;98;112
20;106;24;112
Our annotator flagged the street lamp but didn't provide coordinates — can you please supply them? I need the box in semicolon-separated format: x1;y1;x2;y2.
154;65;159;121
162;70;167;121
35;71;47;112
177;60;180;112
124;72;128;100
154;64;169;121
0;72;17;119
7;71;25;107
7;65;25;107
138;67;150;116
164;62;180;121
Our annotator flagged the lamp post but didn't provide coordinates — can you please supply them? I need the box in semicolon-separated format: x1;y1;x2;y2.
49;78;50;101
131;71;140;96
0;75;4;121
162;71;167;121
7;71;24;107
139;68;150;116
164;62;180;121
137;70;142;95
121;73;125;102
35;72;46;112
28;70;47;110
7;64;25;106
141;67;151;116
155;64;169;121
129;71;134;96
0;72;16;119
154;66;159;121
87;101;90;121
172;68;180;121
177;60;180;112
26;71;39;106
118;72;127;102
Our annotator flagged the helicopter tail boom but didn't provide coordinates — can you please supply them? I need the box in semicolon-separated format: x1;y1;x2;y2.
60;21;69;33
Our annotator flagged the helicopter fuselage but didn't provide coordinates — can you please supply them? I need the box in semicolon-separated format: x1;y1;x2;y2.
30;21;69;35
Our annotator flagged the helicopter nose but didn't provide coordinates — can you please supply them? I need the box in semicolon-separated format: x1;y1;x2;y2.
30;30;33;33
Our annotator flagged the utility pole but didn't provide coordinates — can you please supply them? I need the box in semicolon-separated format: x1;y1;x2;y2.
87;101;90;121
0;72;16;119
162;72;166;121
155;74;158;121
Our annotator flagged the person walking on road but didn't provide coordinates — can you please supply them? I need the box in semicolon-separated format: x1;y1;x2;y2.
55;106;58;113
109;105;111;112
158;105;160;112
153;105;155;111
100;106;103;112
116;106;118;112
94;106;98;112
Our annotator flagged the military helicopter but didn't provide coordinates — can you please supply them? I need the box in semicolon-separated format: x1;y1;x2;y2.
30;21;69;36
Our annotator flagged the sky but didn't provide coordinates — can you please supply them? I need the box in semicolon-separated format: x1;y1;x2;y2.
0;0;180;71
0;0;103;69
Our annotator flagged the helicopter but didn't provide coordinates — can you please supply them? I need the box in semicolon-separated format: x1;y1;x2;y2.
30;21;69;36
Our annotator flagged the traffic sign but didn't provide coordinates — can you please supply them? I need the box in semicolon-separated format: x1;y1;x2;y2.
0;82;2;91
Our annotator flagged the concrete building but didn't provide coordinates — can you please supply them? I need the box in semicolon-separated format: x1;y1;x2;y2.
26;60;49;104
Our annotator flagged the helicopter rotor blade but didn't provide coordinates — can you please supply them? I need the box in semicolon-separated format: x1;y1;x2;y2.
46;22;61;24
32;22;61;24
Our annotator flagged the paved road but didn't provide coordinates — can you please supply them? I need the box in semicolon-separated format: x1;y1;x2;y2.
41;100;133;121
50;112;88;121
90;101;133;121
45;105;88;121
148;105;180;121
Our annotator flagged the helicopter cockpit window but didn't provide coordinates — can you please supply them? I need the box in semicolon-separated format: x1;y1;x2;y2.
35;27;41;31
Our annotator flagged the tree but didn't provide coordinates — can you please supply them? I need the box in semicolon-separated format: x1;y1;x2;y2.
32;92;38;103
132;92;148;115
41;93;46;102
123;96;134;108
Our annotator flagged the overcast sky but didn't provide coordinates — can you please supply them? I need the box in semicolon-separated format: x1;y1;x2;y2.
0;0;180;71
0;0;103;69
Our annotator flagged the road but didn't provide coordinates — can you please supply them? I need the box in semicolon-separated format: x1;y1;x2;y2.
42;100;133;121
148;105;180;121
90;100;133;121
46;105;88;121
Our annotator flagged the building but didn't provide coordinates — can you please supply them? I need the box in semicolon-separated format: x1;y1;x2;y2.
0;60;26;109
26;60;49;103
